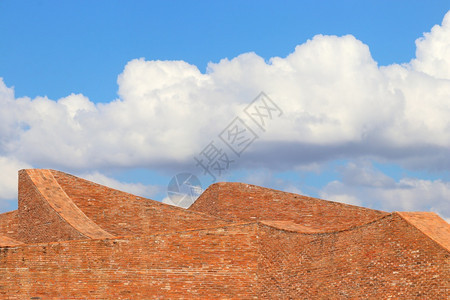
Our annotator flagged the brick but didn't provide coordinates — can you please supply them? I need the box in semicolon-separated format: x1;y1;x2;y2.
0;169;448;299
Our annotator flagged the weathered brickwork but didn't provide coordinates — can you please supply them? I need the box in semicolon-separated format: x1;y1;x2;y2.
190;182;389;231
0;169;448;299
257;214;449;299
0;211;18;240
17;170;87;244
53;170;230;236
0;223;260;299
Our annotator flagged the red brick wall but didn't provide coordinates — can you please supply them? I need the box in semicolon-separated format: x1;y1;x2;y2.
52;170;229;236
0;211;19;240
1;210;448;298
257;213;450;299
17;170;86;244
0;223;259;299
1;170;448;299
190;182;388;231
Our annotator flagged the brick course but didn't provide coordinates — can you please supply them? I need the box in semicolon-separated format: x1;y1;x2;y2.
53;170;230;236
0;169;448;299
0;223;259;299
257;213;449;299
190;182;388;231
17;169;88;244
0;211;18;241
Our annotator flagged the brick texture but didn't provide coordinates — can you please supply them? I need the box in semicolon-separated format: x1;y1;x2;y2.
257;213;449;299
17;170;88;244
0;211;18;240
0;223;259;299
52;170;229;236
0;169;448;299
189;182;389;231
397;211;450;251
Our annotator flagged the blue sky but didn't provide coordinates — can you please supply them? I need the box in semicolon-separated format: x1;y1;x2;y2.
2;1;449;101
0;1;450;220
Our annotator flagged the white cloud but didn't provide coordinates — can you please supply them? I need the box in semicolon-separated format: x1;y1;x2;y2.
320;161;450;220
0;156;32;210
338;161;396;188
0;11;449;210
412;11;450;80
161;196;178;207
79;171;160;199
161;195;198;209
239;169;304;196
1;12;448;170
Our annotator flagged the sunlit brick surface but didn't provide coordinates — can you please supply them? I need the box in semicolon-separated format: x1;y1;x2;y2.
190;182;388;231
0;169;448;299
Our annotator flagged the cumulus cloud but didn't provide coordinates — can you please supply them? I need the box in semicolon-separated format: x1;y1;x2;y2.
412;11;450;79
0;12;449;172
0;11;450;213
319;161;450;221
